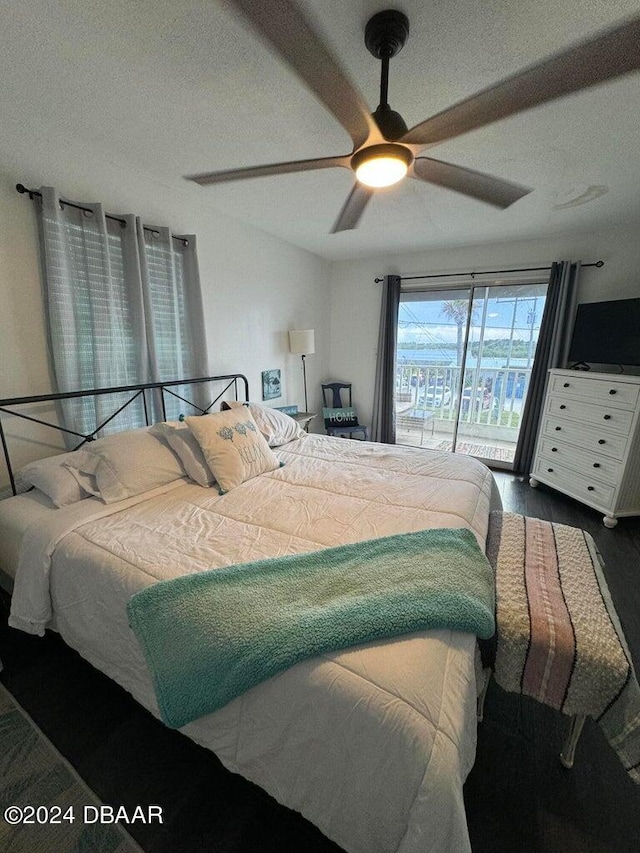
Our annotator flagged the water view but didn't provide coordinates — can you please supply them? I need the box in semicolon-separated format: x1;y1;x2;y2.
395;283;548;467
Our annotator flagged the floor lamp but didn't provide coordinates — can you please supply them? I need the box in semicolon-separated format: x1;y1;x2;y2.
288;329;315;412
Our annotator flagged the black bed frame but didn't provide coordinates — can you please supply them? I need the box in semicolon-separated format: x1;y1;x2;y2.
0;374;249;497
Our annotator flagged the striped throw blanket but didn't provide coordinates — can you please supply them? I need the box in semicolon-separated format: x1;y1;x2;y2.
484;511;640;784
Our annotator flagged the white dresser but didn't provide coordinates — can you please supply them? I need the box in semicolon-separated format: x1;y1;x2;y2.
530;369;640;527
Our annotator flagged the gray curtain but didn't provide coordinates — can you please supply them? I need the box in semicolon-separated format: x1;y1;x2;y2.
371;274;401;443
513;261;580;475
137;222;208;421
36;187;208;440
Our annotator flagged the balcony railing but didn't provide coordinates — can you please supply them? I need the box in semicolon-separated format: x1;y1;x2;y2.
395;363;532;461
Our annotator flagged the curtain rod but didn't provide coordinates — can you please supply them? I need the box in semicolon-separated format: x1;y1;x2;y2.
374;261;604;284
16;184;189;246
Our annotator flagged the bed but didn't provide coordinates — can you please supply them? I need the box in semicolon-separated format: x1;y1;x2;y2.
0;375;500;853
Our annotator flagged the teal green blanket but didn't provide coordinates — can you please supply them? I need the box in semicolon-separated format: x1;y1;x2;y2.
127;528;495;728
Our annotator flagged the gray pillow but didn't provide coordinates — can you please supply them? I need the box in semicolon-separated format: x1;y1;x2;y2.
150;421;216;487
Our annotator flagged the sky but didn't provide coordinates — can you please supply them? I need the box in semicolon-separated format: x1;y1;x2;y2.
398;289;547;347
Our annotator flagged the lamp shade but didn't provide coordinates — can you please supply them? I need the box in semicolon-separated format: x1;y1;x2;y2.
289;329;315;356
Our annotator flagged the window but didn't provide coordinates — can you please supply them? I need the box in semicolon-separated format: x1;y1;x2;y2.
395;281;548;468
35;187;207;438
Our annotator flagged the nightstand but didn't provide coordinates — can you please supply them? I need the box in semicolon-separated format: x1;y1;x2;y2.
292;411;316;432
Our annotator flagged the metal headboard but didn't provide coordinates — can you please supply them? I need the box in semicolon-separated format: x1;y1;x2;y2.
0;374;249;496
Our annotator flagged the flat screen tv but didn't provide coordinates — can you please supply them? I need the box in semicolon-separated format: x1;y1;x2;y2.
568;298;640;367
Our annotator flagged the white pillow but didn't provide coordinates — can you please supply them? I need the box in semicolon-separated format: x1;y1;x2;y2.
222;401;304;446
150;421;216;487
65;427;185;504
185;409;281;494
19;451;93;507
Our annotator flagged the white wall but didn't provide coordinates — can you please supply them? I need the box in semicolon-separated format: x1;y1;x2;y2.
0;133;330;478
3;115;638;479
329;228;640;427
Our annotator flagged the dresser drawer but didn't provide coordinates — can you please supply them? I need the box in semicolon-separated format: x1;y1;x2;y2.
546;396;634;435
537;436;622;485
537;371;640;523
533;457;616;509
541;416;628;460
550;374;640;409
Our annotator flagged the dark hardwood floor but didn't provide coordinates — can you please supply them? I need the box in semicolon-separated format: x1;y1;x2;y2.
1;471;639;852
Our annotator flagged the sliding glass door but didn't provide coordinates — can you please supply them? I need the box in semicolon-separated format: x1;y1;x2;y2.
395;281;548;468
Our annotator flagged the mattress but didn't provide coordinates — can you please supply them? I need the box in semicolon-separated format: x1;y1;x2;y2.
8;435;499;853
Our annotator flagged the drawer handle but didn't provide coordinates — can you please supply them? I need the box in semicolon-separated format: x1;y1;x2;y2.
551;447;558;452
598;439;606;444
587;486;595;491
555;426;561;431
563;382;570;388
593;463;601;468
603;414;611;420
547;467;554;472
559;404;566;410
609;389;617;395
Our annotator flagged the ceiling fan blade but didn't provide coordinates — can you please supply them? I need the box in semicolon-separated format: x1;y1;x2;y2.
186;154;350;186
331;184;374;232
225;0;378;148
412;158;531;208
402;15;640;146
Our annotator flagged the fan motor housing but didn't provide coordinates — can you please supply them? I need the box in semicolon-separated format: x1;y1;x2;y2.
351;143;414;172
372;104;408;140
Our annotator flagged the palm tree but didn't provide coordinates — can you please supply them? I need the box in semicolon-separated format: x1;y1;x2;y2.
441;300;474;367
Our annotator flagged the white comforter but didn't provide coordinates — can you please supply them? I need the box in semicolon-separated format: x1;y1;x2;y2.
10;435;497;853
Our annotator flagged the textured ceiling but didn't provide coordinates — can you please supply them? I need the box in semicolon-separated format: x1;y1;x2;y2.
3;0;640;260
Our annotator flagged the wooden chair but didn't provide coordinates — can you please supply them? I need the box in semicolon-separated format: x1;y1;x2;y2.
321;382;368;440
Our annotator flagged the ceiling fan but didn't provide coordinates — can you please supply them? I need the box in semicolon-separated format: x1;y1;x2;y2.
186;1;640;233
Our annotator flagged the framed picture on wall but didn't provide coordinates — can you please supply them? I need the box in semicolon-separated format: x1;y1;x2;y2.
262;369;282;401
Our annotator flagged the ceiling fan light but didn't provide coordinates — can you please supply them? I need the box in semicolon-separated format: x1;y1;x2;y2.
351;144;413;188
356;157;407;187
